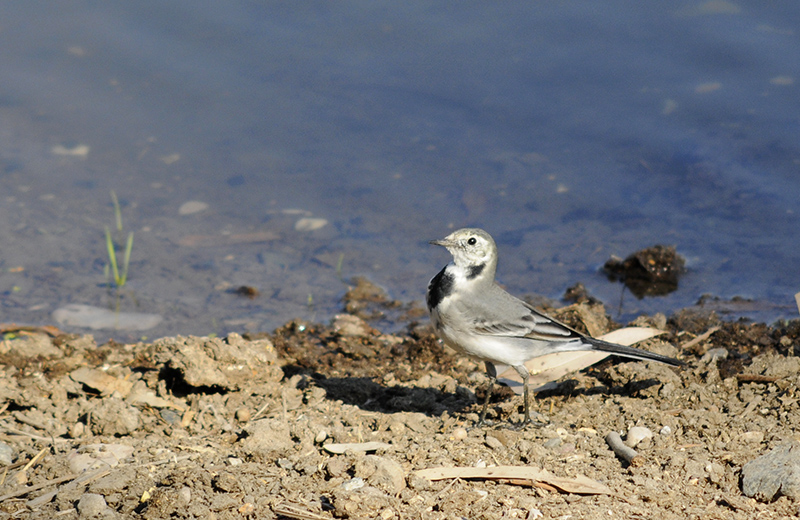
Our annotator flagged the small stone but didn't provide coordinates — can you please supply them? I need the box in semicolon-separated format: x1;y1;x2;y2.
701;348;729;363
354;455;406;494
452;428;468;442
326;457;351;478
742;441;800;501
295;217;328;231
0;442;15;466
485;435;504;450
660;425;672;436
332;314;375;337
178;200;208;215
235;407;251;422
213;472;240;493
160;409;181;425
388;421;405;435
177;487;191;506
543;437;562;449
77;493;108;518
342;477;365;491
407;472;431;490
741;431;764;444
89;399;141;436
626;426;654;448
705;462;726;484
70;422;86;439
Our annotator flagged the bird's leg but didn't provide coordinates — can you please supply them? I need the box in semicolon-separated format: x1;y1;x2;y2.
477;361;497;426
514;364;546;427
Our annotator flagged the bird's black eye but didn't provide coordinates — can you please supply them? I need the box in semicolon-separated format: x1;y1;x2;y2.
467;237;477;246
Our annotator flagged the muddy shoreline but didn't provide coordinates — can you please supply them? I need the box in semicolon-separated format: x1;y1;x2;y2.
1;294;799;519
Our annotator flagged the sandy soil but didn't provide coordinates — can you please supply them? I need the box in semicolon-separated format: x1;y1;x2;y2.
1;286;799;519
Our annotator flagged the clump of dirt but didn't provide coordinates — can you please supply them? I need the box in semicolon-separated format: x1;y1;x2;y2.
604;245;685;297
0;301;799;519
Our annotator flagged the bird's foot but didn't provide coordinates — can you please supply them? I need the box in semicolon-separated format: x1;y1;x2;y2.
518;411;549;428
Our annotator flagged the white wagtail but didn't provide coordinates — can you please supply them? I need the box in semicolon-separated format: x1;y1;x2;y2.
426;228;683;426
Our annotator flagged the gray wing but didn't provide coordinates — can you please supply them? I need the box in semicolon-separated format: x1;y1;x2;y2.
465;284;684;367
466;285;585;342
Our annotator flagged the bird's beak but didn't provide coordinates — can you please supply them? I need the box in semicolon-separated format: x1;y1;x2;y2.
429;238;452;247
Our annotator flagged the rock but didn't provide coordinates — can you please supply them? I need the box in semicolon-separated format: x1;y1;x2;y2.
485;435;504;450
0;442;15;465
354;455;405;494
626;426;653;448
240;419;293;461
332;314;377;337
341;477;365;491
88;398;141;436
147;334;282;390
68;444;135;474
741;431;764;444
77;493;108;518
53;304;162;331
178;201;208;215
742;442;800;501
452;428;468;442
294;217;328;231
543;437;562;449
0;334;62;358
89;468;136;495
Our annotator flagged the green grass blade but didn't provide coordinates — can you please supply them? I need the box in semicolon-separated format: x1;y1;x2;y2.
110;190;123;232
119;232;134;286
105;226;120;285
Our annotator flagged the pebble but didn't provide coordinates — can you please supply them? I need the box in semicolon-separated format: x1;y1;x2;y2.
701;348;729;363
177;487;191;506
68;444;135;474
543;437;562;449
741;431;764;444
660;425;672;436
452;428;468;442
742;441;800;501
485;435;504;450
70;422;86;438
332;314;374;337
235;407;251;423
178;200;208;215
342;477;365;491
294;217;328;231
315;430;328;444
354;455;406;494
160;409;181;425
77;493;108;518
52;144;90;157
0;442;15;466
53;304;162;331
626;426;654;448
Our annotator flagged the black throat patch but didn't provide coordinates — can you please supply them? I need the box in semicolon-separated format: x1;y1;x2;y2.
426;266;454;310
467;263;485;280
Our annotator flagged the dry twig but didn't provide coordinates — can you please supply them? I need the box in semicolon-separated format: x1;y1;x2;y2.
605;432;644;467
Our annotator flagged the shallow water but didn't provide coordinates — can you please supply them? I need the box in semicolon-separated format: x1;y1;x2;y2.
1;2;798;341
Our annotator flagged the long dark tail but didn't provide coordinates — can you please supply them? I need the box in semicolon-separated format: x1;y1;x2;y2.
587;337;684;367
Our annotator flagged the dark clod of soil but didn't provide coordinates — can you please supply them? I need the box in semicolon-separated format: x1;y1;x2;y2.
604;245;686;297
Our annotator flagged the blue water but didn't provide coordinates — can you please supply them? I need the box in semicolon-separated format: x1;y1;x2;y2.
1;1;798;340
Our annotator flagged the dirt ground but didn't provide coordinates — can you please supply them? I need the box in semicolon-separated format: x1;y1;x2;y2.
1;283;800;519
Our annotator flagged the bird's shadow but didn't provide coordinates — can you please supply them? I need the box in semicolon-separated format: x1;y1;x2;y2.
313;376;474;418
308;371;666;420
